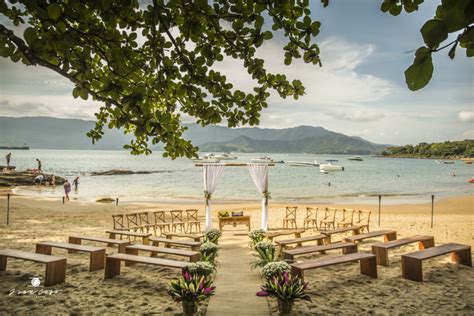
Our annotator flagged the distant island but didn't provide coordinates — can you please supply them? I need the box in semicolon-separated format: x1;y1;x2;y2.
380;140;474;159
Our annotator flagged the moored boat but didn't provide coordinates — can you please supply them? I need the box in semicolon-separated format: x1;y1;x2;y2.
286;161;319;167
443;160;455;164
251;156;284;163
191;154;220;163
348;156;363;161
212;153;237;160
319;160;344;171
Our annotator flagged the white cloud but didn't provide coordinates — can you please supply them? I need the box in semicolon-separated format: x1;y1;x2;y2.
458;111;474;122
326;110;385;122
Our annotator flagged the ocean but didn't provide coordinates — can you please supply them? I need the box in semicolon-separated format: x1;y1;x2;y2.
2;149;472;204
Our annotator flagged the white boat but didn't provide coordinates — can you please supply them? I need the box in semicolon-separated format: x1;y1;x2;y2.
443;160;455;164
319;160;344;171
348;156;363;161
251;156;284;163
212;153;237;160
320;169;329;174
286;161;319;167
191;154;220;163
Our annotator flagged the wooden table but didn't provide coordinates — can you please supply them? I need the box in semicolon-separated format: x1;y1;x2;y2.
218;216;251;231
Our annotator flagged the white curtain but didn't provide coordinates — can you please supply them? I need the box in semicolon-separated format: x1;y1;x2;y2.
203;163;225;231
248;163;269;231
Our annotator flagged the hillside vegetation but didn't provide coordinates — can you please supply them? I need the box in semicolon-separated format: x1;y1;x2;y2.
381;140;474;159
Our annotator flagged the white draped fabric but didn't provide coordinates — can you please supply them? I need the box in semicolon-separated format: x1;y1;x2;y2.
247;163;269;231
203;163;225;231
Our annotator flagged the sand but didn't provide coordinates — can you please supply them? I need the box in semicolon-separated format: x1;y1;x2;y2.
0;193;472;314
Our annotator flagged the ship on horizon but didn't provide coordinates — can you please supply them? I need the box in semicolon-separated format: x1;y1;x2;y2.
0;144;30;150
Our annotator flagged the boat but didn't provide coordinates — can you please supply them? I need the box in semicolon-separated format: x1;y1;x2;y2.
212;153;237;160
0;145;29;150
469;179;474;183
286;161;319;167
465;161;473;165
320;169;329;174
251;156;284;163
348;156;363;161
319;160;344;171
190;154;220;163
443;160;455;164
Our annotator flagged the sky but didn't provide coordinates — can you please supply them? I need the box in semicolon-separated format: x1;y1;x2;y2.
0;1;472;146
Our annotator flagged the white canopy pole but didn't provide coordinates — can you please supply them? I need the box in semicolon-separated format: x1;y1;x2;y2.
203;163;225;231
247;163;269;231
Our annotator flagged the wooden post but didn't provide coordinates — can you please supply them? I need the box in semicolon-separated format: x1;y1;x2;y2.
6;193;10;226
115;198;119;214
62;196;65;204
378;195;381;227
431;195;434;228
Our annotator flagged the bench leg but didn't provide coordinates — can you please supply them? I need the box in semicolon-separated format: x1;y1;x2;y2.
125;248;138;266
35;244;52;256
452;248;472;267
419;238;435;250
190;253;200;262
384;232;397;242
371;246;389;267
104;258;121;279
90;249;106;271
291;266;304;282
142;236;149;245
283;252;293;263
107;232;116;247
343;244;358;255
44;259;66;286
0;255;7;271
402;256;423;282
323;235;331;245
68;237;81;253
360;257;377;278
118;242;129;253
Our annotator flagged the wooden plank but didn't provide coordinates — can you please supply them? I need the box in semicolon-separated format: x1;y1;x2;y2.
292;252;375;270
344;230;397;243
0;249;65;263
284;242;358;258
37;241;105;253
106;253;189;269
371;235;434;249
264;229;306;238
150;237;201;250
403;243;471;260
320;225;362;236
276;234;326;246
163;232;205;242
126;244;200;262
106;230;151;238
68;236;131;253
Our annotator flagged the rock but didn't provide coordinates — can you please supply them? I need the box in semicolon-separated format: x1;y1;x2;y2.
90;169;168;176
96;198;115;203
0;171;65;187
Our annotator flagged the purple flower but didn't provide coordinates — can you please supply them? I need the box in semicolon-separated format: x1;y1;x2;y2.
283;272;290;285
256;290;269;297
204;287;214;295
199;281;204;290
184;271;190;281
303;281;309;290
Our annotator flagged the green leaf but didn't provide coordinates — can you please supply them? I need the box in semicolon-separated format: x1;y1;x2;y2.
420;19;448;48
389;5;402;16
47;3;61;20
23;27;36;45
448;42;457;59
72;87;80;98
405;50;433;91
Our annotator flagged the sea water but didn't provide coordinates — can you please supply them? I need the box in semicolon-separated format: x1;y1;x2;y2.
2;150;472;204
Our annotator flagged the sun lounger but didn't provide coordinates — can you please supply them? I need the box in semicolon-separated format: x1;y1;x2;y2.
68;236;131;253
283;242;358;262
402;243;471;281
0;249;66;286
104;253;189;279
36;241;106;271
291;252;377;282
371;235;434;266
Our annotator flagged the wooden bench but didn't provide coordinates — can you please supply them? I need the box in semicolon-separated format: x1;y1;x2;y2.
275;234;326;256
163;232;205;242
344;230;397;244
283;242;358;262
36;241;106;272
264;229;306;243
371;235;435;267
291;252;377;282
402;243;472;282
150;237;201;251
0;249;66;286
106;230;151;245
104;253;189;279
320;225;362;243
69;236;131;253
125;244;200;265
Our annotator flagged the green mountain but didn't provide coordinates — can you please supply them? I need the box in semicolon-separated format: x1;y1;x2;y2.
0;116;387;154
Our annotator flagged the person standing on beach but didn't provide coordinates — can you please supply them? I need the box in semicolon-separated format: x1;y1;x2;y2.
73;176;79;192
63;180;71;201
6;152;11;166
36;158;42;171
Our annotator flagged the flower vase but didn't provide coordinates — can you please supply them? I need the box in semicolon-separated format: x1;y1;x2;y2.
277;299;292;315
182;301;197;316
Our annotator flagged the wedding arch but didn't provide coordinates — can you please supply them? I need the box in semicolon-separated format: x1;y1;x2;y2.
197;163;273;231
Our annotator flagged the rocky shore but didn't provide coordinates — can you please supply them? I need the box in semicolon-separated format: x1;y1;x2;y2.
0;170;65;187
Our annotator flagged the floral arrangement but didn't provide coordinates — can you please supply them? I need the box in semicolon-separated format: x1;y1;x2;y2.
218;211;229;217
204;228;222;244
256;271;311;303
186;261;215;277
261;261;291;280
168;271;215;305
248;228;266;248
251;242;276;269
199;242;218;264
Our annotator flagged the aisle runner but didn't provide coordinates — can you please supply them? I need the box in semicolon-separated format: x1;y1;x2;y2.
206;232;270;315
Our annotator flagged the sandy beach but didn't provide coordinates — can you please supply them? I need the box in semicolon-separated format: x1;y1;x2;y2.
0;193;472;314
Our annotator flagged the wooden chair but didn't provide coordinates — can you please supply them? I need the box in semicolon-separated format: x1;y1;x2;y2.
153;211;170;236
126;213;140;232
112;214;128;231
138;212;155;234
337;209;355;228
185;209;201;233
282;206;298;229
303;207;318;229
170;210;186;232
355;210;371;232
319;208;337;231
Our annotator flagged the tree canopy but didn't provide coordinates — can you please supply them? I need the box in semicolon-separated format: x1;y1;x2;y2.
381;140;474;158
0;0;472;157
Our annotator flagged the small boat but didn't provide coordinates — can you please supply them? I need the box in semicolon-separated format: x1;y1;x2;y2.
469;179;474;183
465;161;473;165
286;161;319;167
348;156;363;161
212;153;237;160
319;160;344;171
251;156;284;163
191;154;220;163
443;161;455;164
